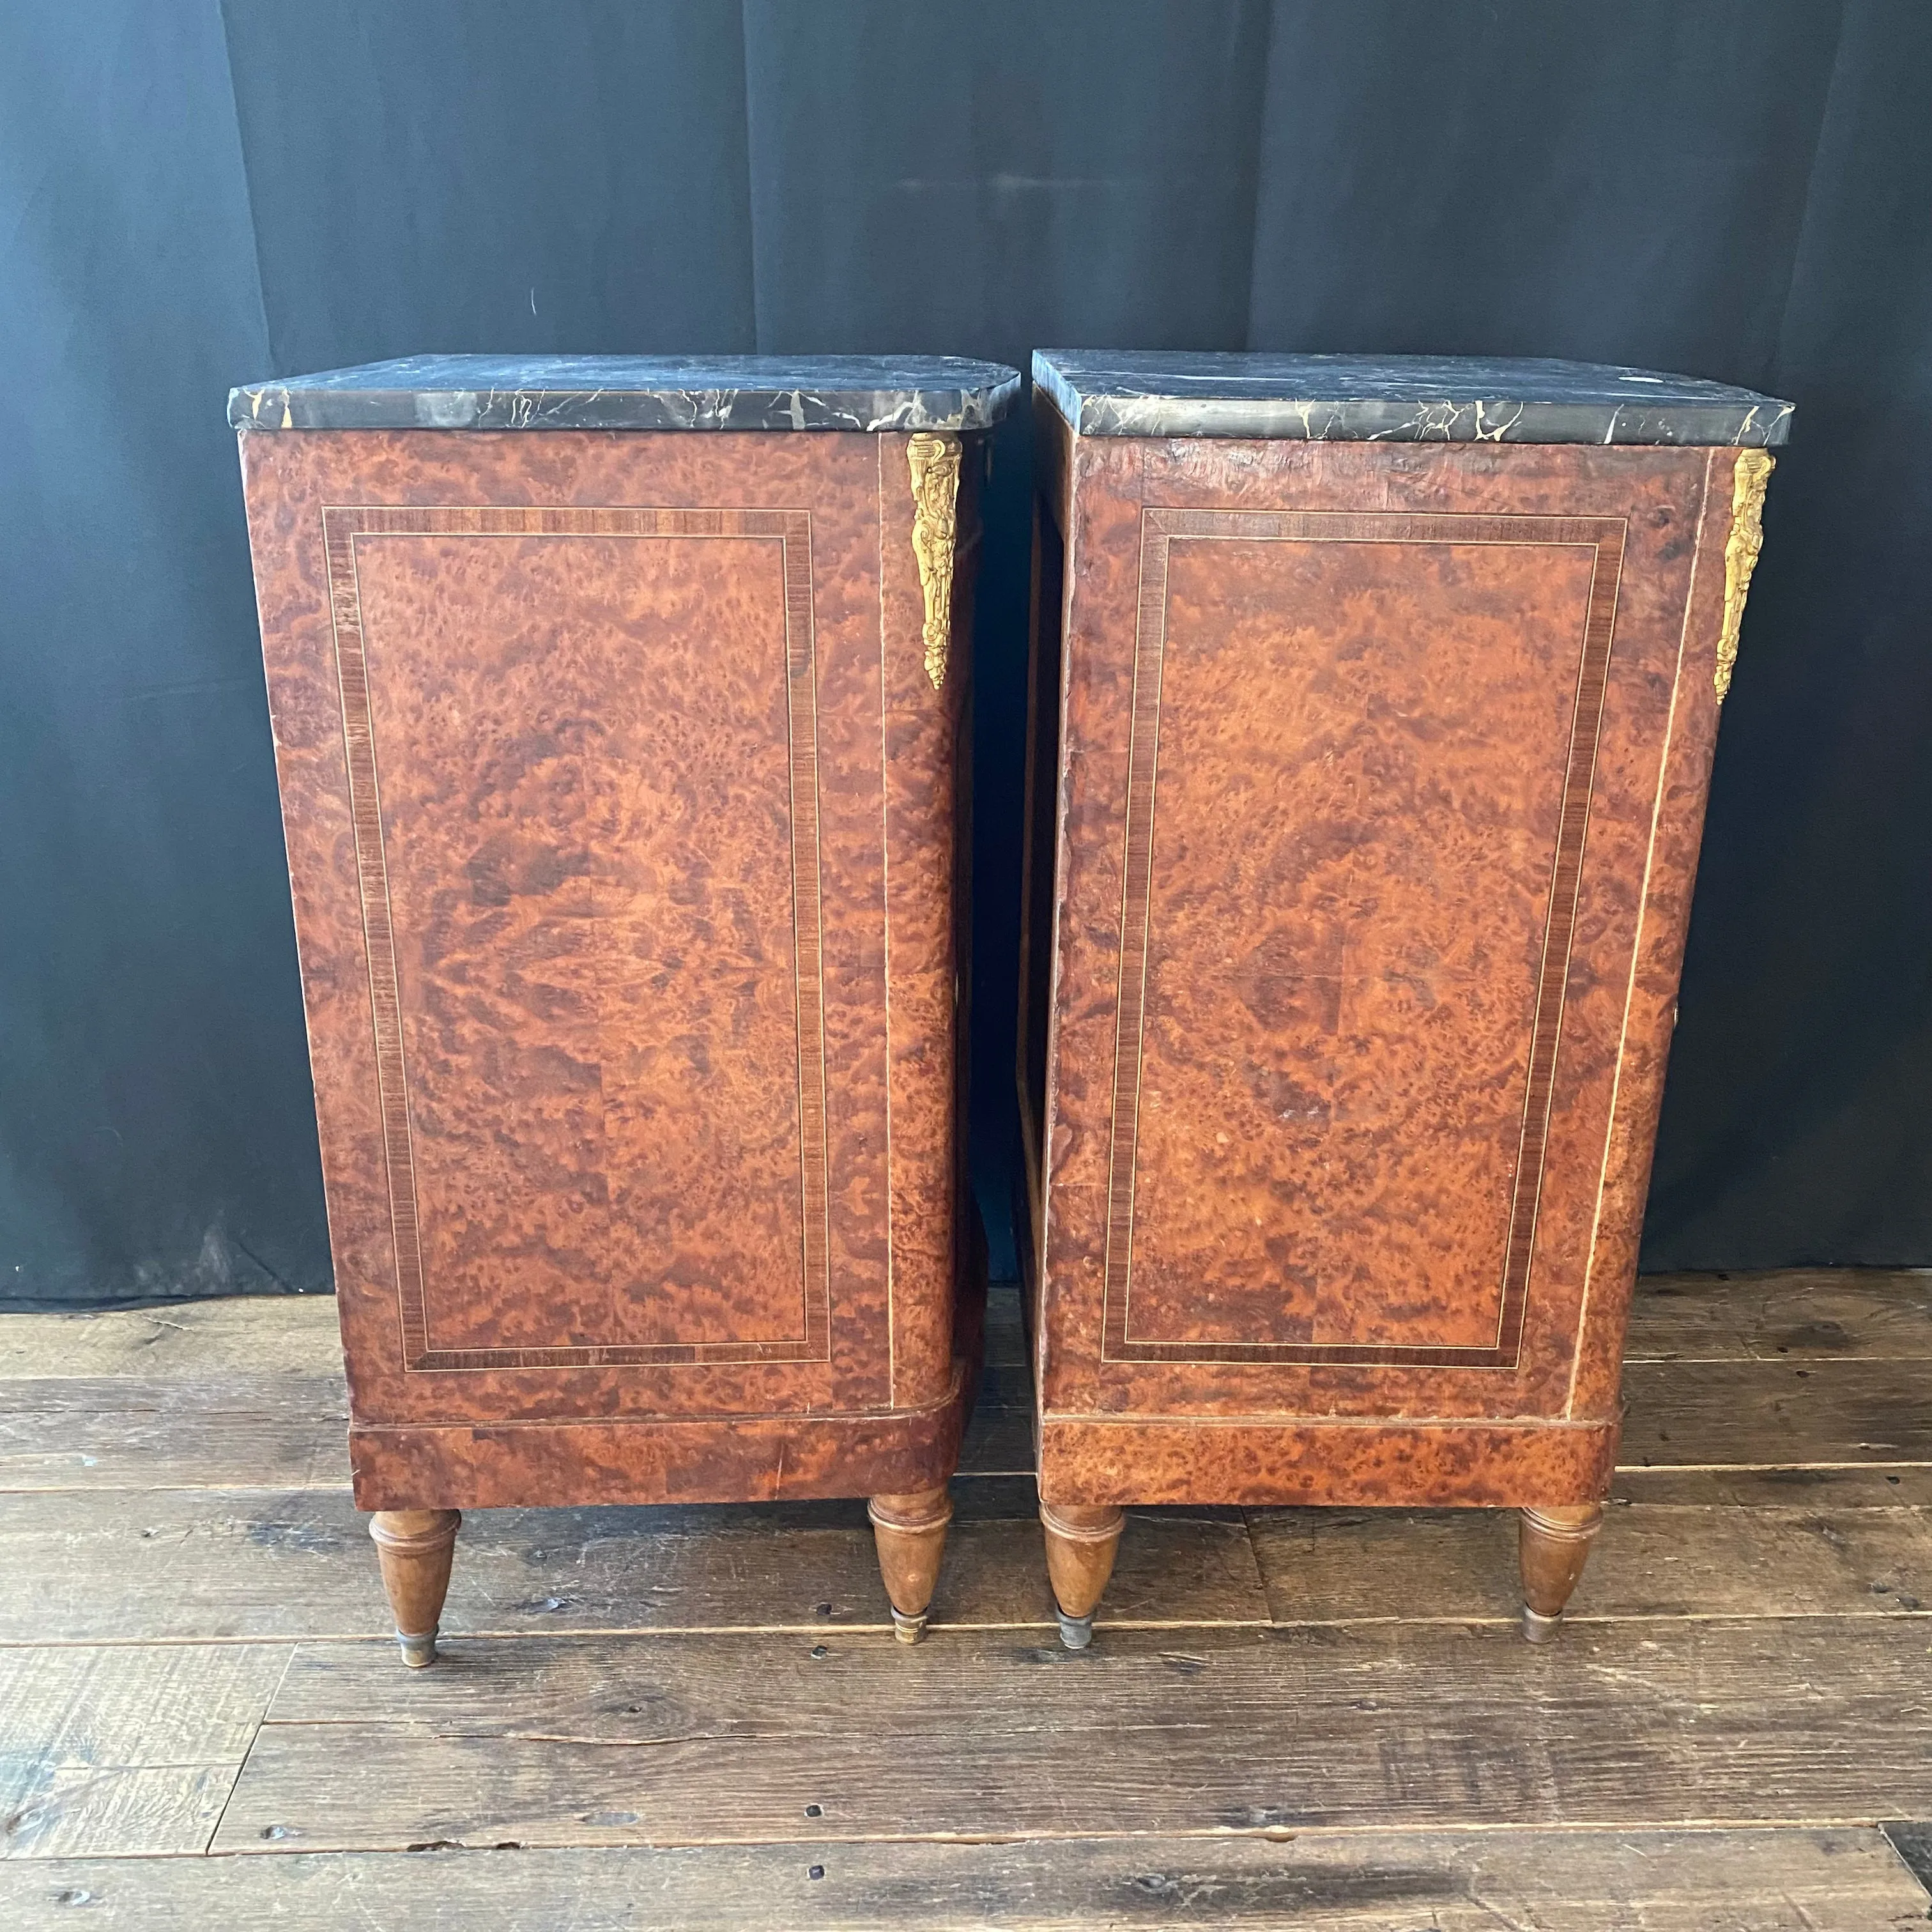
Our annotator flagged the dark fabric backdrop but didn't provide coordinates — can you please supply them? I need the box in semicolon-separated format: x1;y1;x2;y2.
3;1;1927;1305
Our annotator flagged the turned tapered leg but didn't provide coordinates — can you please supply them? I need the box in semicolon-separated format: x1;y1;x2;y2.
1040;1501;1126;1650
869;1487;954;1644
1518;1503;1603;1643
369;1509;461;1667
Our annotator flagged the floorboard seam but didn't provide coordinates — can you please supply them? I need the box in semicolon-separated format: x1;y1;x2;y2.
1877;1821;1932;1906
145;1818;1931;1852
199;1644;296;1858
12;1605;1932;1650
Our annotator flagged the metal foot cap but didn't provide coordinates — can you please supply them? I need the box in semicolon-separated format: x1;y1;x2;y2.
890;1609;928;1646
1521;1606;1562;1644
397;1627;438;1668
1056;1610;1094;1651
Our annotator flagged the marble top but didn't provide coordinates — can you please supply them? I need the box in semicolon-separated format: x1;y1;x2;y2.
1032;351;1791;446
230;355;1022;433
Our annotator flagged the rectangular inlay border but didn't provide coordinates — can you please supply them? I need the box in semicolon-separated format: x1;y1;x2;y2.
321;505;832;1373
1101;507;1627;1370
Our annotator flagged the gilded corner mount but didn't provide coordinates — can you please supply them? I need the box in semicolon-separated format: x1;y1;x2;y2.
907;433;962;690
1715;448;1774;703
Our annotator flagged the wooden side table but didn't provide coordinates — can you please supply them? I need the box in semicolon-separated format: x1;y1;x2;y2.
234;355;1018;1660
1018;351;1790;1646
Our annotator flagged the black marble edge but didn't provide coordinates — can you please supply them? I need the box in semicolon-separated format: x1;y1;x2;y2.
1031;353;1792;448
228;369;1022;433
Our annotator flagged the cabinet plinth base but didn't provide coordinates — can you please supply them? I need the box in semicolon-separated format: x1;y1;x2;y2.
1038;1415;1616;1510
348;1360;972;1513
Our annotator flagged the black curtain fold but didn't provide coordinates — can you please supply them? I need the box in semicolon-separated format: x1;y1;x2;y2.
1644;3;1932;1264
1;0;1925;1303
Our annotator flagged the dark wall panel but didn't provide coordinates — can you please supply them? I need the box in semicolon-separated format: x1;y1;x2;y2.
1;0;1926;1302
0;0;321;1303
1246;2;1841;384
739;0;1271;365
219;0;758;369
1645;0;1932;1266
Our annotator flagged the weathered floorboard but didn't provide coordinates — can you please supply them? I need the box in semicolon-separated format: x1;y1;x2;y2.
0;1645;291;1859
4;1828;1925;1929
0;1298;342;1380
1614;1464;1932;1506
6;1271;1932;1909
1248;1501;1932;1623
18;1487;1932;1646
982;1287;1026;1367
23;1358;1931;1500
1627;1269;1932;1361
0;1485;1266;1644
4;1269;1918;1390
1619;1359;1932;1468
214;1618;1932;1850
13;1281;1928;1501
954;1372;1033;1478
18;1321;1932;1501
0;1399;347;1494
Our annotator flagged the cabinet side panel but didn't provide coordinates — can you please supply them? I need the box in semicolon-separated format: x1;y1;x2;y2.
1567;448;1728;1419
871;434;972;1407
239;429;387;1436
1041;440;1712;1432
240;428;913;1429
1017;420;1069;1259
1038;432;1147;1415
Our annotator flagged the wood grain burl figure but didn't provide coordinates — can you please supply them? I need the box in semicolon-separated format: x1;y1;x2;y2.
1018;352;1790;1646
234;355;1018;1661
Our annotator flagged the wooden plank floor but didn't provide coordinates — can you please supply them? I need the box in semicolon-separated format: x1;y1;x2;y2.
2;1271;1930;1928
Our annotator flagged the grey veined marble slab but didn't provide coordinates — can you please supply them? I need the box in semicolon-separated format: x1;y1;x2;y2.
230;355;1022;433
1032;351;1792;446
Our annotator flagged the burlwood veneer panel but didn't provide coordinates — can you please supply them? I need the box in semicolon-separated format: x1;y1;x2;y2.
247;434;876;1422
1116;523;1611;1361
877;436;975;1405
8;1830;1922;1929
240;429;973;1502
1033;437;1735;1509
1038;1415;1616;1509
347;1365;969;1510
1045;440;1712;1416
347;521;820;1363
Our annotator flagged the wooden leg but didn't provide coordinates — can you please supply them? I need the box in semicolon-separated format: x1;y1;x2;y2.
868;1487;954;1644
1040;1501;1126;1650
369;1509;461;1667
1519;1503;1604;1643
